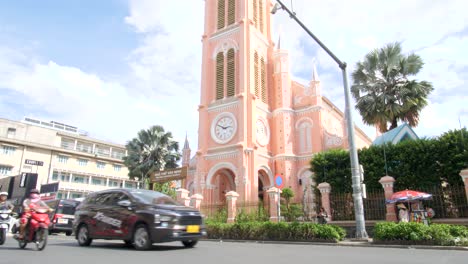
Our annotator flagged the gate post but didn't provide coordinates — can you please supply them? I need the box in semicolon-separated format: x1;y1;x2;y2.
460;169;468;203
266;187;282;222
317;182;332;221
379;176;397;222
176;188;190;207
225;191;239;223
190;194;204;210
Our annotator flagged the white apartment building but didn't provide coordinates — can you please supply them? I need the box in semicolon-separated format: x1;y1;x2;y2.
0;117;139;199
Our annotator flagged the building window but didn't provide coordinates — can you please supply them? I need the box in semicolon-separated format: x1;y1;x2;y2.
254;52;259;97
1;145;16;155
60;138;75;150
52;171;70;181
73;175;86;183
109;180;120;187
253;0;258;28
124;182;135;189
217;0;225;29
92;178;105;186
216;52;224;100
217;0;235;30
298;122;313;153
0;166;12;175
78;159;88;166
261;57;266;103
226;49;236;97
71;193;82;199
114;165;121;172
7;128;16;137
111;150;125;160
57;192;63;199
57;155;68;164
97;162;105;169
259;0;264;33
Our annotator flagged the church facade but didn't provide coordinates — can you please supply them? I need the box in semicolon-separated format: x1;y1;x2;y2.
181;0;372;207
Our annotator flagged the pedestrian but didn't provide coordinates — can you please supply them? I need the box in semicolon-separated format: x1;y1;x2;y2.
425;206;435;224
317;207;328;224
397;203;409;223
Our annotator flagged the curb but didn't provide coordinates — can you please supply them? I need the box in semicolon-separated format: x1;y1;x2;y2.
202;238;468;251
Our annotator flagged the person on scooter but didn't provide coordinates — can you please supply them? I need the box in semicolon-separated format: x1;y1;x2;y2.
0;192;14;210
15;189;52;240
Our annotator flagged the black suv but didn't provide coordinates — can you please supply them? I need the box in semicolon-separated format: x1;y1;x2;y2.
73;188;206;250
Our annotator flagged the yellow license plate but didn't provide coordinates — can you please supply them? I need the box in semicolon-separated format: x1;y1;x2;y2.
186;225;199;233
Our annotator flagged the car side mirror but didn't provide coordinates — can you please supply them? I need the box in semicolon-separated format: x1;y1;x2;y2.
117;200;132;207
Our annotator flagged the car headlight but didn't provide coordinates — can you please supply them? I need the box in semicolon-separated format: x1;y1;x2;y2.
154;214;176;224
0;214;9;219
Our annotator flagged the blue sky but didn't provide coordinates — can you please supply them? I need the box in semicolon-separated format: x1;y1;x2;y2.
1;0;467;153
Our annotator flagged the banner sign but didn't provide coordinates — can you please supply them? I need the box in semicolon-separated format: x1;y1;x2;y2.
25;159;44;166
150;166;188;183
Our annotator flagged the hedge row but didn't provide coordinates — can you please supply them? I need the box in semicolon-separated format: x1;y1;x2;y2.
374;222;468;246
206;221;346;242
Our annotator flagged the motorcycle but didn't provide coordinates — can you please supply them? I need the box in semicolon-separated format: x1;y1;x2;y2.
0;207;13;245
18;207;50;251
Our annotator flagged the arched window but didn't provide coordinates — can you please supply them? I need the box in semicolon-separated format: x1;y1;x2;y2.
228;0;235;25
260;57;266;103
299;122;313;153
217;0;225;29
226;49;235;97
259;0;264;33
254;52;259;97
216;52;224;100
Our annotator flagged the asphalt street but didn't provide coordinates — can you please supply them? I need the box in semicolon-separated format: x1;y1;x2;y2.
0;234;466;264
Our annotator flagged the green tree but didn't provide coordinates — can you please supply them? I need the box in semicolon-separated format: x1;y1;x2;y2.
123;125;181;189
351;42;434;132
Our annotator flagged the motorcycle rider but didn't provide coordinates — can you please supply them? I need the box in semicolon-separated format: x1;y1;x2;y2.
15;189;52;240
0;192;14;210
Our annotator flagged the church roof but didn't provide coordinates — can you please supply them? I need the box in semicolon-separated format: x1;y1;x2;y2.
372;123;419;145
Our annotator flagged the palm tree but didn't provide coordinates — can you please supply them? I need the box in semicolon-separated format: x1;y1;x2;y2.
123;125;181;189
351;42;434;132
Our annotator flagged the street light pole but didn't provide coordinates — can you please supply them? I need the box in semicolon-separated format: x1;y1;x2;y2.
273;0;368;239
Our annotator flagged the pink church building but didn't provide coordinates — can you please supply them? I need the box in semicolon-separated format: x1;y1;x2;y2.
182;0;372;211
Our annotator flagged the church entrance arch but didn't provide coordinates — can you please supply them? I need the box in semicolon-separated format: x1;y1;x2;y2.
206;162;237;204
257;165;274;209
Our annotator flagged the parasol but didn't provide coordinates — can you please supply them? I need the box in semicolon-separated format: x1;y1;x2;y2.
386;190;432;204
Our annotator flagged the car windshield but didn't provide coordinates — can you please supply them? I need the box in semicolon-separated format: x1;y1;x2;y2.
130;189;180;206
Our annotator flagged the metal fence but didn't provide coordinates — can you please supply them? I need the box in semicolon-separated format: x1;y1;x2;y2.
200;201;226;219
330;189;386;221
396;185;468;219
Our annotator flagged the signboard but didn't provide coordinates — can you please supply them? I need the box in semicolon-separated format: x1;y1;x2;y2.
274;174;284;189
150;166;188;183
25;159;44;166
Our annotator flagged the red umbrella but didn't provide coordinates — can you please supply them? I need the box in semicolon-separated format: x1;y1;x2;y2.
386;190;432;204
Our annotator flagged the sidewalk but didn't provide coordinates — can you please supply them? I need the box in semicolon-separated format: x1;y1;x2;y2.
203;238;468;251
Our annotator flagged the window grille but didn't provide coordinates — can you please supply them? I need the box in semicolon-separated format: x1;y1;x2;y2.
228;0;235;25
217;0;225;29
216;52;225;100
261;57;266;103
227;49;236;97
253;0;258;28
259;0;264;33
254;52;259;97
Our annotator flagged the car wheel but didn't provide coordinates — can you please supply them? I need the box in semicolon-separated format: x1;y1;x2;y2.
132;224;151;250
77;224;93;246
182;240;198;248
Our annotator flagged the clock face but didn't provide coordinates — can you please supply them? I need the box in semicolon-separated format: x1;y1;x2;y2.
211;113;237;144
256;118;270;146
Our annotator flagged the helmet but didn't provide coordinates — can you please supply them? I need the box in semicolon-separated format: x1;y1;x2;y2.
29;189;40;194
0;192;8;196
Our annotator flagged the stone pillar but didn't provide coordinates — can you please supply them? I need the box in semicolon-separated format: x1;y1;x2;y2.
266;187;282;222
225;191;239;223
317;182;332;221
190;194;203;210
460;169;468;203
176;188;191;207
379;176;397;222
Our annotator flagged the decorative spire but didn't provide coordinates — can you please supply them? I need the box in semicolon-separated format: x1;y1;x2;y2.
183;132;190;149
312;59;320;82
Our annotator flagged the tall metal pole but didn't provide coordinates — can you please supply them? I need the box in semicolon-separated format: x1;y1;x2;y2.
275;0;368;238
